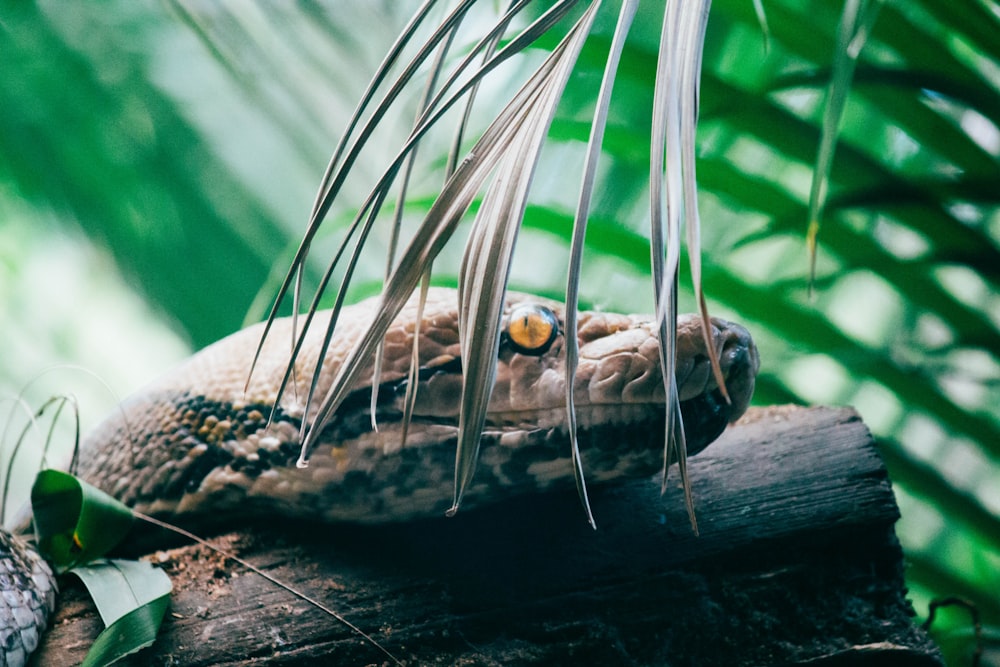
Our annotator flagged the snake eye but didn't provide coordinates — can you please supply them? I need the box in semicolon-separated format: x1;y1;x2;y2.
503;303;559;356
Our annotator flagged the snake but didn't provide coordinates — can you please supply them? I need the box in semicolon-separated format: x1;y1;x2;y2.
1;287;759;665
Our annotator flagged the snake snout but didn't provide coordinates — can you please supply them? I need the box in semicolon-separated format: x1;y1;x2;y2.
674;317;759;457
713;318;760;423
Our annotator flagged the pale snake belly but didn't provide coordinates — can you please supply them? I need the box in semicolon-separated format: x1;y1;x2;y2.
1;288;759;664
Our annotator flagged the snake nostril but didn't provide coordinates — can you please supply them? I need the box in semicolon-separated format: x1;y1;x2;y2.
721;339;744;365
719;325;756;368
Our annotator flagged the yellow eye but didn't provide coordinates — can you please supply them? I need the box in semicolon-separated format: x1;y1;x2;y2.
504;304;559;355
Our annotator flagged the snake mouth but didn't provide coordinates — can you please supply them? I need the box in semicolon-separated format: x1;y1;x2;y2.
477;388;730;454
676;323;759;457
678;386;732;457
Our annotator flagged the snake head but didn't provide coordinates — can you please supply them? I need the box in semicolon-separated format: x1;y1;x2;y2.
489;295;759;456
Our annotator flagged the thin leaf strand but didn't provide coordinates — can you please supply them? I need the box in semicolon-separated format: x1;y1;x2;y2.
564;0;639;530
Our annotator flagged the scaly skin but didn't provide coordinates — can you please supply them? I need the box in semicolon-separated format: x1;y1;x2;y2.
76;288;759;523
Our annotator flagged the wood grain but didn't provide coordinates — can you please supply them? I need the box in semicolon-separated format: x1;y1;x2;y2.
31;405;942;666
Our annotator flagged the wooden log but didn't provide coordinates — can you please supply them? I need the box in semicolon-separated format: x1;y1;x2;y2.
32;405;942;666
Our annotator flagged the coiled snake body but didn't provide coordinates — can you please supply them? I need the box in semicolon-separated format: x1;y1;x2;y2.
2;288;759;664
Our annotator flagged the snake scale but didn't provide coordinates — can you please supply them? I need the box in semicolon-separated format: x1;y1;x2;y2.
1;288;759;665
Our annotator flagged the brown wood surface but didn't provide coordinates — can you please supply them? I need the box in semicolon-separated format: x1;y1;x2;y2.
32;405;942;666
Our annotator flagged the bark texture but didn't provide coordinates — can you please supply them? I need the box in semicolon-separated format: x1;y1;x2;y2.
32;405;942;666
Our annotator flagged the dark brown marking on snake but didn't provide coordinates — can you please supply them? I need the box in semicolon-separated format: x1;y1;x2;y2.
138;375;733;509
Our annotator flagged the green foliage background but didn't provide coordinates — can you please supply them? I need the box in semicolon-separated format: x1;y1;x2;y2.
2;1;998;663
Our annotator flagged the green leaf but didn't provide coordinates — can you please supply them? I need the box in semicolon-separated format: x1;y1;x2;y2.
73;559;172;667
31;469;135;572
30;472;172;665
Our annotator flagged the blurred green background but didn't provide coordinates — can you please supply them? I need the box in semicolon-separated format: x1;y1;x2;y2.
2;1;997;664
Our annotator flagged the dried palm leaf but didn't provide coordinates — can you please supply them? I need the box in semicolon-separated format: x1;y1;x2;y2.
650;0;721;533
563;0;639;529
250;1;580;437
254;0;727;529
297;3;599;471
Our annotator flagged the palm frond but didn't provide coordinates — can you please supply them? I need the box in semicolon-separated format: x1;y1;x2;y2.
277;0;718;527
249;2;580;429
563;0;640;529
649;0;719;530
370;14;463;431
451;2;602;513
806;0;885;287
294;2;600;471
